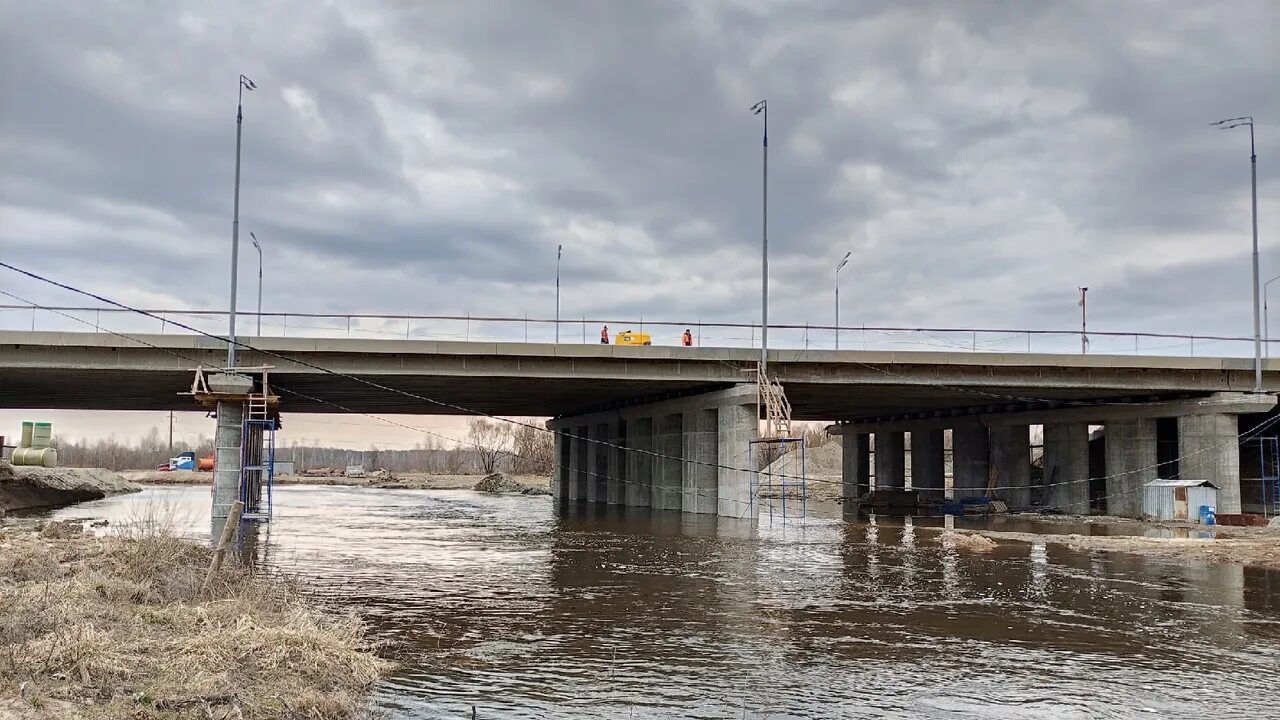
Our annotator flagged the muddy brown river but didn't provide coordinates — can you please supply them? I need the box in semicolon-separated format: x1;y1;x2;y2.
47;485;1280;719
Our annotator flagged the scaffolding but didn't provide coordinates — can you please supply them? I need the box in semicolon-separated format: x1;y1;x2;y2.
750;436;807;522
240;391;275;521
1248;435;1280;518
749;363;807;522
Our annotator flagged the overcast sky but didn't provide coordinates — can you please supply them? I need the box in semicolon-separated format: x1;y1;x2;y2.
2;1;1278;445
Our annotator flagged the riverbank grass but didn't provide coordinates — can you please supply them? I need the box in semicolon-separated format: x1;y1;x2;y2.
0;522;388;719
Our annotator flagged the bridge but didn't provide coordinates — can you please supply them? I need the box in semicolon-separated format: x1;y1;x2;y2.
2;330;1276;520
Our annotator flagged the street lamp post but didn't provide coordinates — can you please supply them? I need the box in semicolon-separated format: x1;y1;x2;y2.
835;251;851;350
1212;116;1261;392
1078;287;1089;354
555;244;562;344
250;232;263;337
1265;273;1280;358
227;74;256;368
751;100;768;375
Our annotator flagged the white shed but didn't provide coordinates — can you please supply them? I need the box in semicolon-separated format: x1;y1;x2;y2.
1142;479;1218;522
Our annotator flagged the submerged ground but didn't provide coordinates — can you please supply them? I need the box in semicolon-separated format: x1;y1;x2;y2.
31;485;1280;719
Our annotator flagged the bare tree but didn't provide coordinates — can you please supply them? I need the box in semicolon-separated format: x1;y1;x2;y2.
467;418;512;475
510;419;554;476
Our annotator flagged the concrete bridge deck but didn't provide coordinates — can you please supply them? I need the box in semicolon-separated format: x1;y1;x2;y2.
1;330;1276;420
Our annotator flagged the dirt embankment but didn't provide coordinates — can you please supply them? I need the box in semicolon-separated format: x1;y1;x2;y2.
0;522;389;719
0;462;139;514
122;469;553;493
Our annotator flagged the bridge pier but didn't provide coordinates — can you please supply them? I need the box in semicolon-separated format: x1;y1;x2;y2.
547;384;759;518
911;429;945;501
990;425;1032;508
841;432;871;504
1042;422;1091;514
833;392;1275;519
1178;414;1241;514
874;431;905;490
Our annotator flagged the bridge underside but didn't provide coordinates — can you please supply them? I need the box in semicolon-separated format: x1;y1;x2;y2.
0;367;1194;421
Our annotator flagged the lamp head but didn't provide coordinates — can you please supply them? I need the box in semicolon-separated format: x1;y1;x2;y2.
750;100;767;115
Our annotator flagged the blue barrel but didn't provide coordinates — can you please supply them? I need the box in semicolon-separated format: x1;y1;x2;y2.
1199;505;1216;525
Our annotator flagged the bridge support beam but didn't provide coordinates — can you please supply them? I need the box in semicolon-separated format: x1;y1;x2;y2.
1105;418;1157;518
953;422;991;500
990;425;1031;508
1043;422;1091;514
1178;414;1241;514
841;432;871;505
911;429;945;500
683;409;719;514
874;431;905;489
547;384;758;518
212;398;244;539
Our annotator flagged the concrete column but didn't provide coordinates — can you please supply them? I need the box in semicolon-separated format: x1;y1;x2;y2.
717;402;757;518
626;417;653;508
1178;414;1241;514
874;431;905;489
653;414;683;510
990;425;1031;508
910;428;945;500
211;399;245;540
1042;422;1091;514
841;432;871;502
606;420;624;505
569;425;589;501
589;422;610;503
953;422;990;500
1105;418;1157;518
553;429;570;502
683;409;718;514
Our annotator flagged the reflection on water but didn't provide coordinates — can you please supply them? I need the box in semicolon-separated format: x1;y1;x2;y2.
48;486;1280;719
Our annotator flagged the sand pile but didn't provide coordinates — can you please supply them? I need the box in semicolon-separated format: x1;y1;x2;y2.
473;473;552;495
759;442;844;500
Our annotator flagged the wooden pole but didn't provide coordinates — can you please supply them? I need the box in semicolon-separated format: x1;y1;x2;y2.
203;499;243;592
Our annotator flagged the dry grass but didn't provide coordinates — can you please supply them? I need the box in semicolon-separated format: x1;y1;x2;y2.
0;521;389;719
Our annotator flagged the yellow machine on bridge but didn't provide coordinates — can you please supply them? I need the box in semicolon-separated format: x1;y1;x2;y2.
614;330;652;346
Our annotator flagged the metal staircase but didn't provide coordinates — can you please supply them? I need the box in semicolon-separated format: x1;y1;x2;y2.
756;365;793;440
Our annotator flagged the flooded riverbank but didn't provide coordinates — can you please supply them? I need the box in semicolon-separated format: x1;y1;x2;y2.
36;485;1280;719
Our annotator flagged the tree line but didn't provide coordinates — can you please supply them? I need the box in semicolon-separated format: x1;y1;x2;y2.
43;418;556;477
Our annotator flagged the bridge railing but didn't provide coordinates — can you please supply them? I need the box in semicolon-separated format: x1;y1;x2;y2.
0;304;1270;358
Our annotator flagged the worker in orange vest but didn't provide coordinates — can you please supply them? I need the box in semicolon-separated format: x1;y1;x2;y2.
681;329;693;347
600;325;609;344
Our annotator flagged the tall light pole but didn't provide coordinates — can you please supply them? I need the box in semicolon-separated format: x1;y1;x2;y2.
1078;287;1089;355
1212;116;1260;392
751;100;768;375
250;232;263;337
835;251;851;350
555;244;562;344
1265;273;1280;358
227;74;256;368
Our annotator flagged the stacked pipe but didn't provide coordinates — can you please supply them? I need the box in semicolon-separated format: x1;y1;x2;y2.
11;421;57;467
